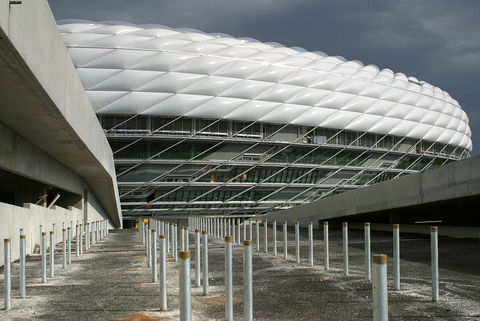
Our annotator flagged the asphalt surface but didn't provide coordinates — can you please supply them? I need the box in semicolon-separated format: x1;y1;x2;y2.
1;225;479;320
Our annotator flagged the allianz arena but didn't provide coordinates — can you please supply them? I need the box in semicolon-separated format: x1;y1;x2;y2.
57;20;472;218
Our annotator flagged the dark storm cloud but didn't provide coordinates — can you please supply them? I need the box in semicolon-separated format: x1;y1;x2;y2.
48;0;480;154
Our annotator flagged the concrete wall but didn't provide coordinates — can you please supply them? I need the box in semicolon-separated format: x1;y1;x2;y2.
0;0;121;226
0;201;113;267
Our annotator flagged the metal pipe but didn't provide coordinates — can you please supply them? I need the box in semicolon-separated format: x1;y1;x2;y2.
195;229;201;288
372;254;388;321
4;238;11;310
62;229;67;268
174;224;178;262
147;226;152;267
243;219;247;241
264;219;268;253
152;229;158;283
159;234;168;311
232;219;236;244
365;223;371;281
181;226;185;251
20;233;26;298
431;226;439;302
179;251;192;321
256;220;260;251
237;218;241;244
166;222;170;254
393;224;400;290
67;228;72;265
324;222;329;270
142;220;145;245
85;223;89;251
185;227;189;251
39;225;43;257
243;240;253;321
272;220;277;256
91;222;95;247
79;224;83;255
50;231;55;278
76;225;80;257
202;231;209;295
249;220;253;242
283;221;287;259
295;222;300;263
225;236;233;321
308;222;313;266
343;222;348;275
42;232;47;282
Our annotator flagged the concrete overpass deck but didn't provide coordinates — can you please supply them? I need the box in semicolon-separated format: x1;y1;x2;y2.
267;155;480;232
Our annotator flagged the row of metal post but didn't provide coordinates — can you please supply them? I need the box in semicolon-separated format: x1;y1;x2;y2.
3;219;109;311
141;217;439;321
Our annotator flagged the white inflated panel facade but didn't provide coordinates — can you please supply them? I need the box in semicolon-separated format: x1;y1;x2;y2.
58;20;472;217
58;20;471;151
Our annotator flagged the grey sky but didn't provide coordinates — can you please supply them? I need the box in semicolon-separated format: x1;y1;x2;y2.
48;0;480;154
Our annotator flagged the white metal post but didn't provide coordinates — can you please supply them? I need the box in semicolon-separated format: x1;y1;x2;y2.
256;220;260;251
202;231;209;295
67;228;72;265
147;226;152;267
159;235;167;311
273;220;277;256
283;221;288;259
324;222;329;270
4;238;11;310
365;223;371;281
431;226;439;302
295;222;300;263
249;220;253;242
195;229;201;288
243;240;253;321
20;233;26;298
41;232;47;282
243;219;247;241
76;225;80;257
50;231;55;278
225;236;233;321
308;222;313;266
62;228;67;268
372;254;388;321
179;251;192;321
174;224;178;262
185;227;189;252
264;219;268;253
393;224;400;290
181;226;185;251
237;218;241;244
79;224;83;255
343;222;349;275
152;229;158;283
232;219;236;244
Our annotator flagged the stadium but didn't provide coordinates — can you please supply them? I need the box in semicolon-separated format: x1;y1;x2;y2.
57;20;472;219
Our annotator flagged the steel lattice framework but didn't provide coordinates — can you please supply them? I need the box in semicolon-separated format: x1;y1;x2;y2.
57;20;472;219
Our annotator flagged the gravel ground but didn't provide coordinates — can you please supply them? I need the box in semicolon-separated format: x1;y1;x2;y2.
0;226;479;320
